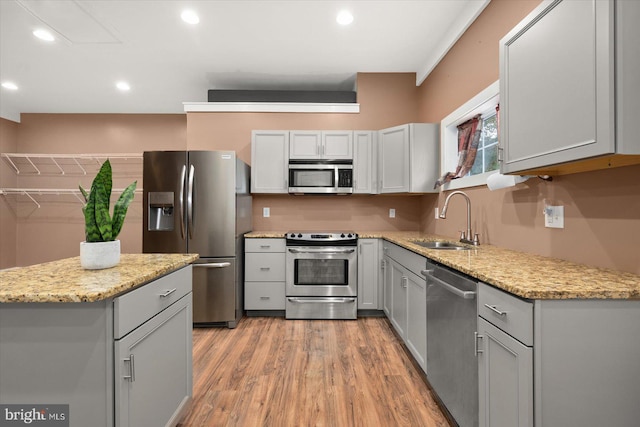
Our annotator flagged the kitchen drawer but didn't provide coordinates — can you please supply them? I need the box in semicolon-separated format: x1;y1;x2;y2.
245;253;285;281
245;238;285;253
478;282;533;346
114;266;192;339
384;242;426;277
245;282;285;310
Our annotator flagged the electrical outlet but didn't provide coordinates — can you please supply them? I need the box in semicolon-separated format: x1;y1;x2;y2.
435;207;439;219
544;205;564;229
263;207;270;218
389;208;396;218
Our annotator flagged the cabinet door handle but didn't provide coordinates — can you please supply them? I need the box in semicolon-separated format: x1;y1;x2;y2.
475;332;483;356
260;245;271;249
260;296;271;300
402;276;408;288
124;354;135;382
484;304;507;316
159;288;177;298
260;267;271;271
497;146;504;162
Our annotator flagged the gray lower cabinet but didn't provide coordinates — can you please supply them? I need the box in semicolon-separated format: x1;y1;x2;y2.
0;266;193;427
115;293;192;427
244;238;286;311
382;241;427;372
478;282;640;427
477;317;533;427
357;239;381;310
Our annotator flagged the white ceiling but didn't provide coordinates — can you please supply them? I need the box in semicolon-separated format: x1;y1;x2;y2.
0;0;489;122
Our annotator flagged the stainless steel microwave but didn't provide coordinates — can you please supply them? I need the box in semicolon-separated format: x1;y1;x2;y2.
288;160;353;194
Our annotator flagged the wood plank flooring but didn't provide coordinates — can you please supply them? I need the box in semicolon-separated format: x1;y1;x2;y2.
178;316;450;427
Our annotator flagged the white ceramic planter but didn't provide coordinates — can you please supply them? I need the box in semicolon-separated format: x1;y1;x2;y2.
80;240;120;270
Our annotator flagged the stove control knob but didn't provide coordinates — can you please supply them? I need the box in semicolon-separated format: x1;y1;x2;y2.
297;233;302;238
347;233;353;238
340;233;345;238
290;233;295;238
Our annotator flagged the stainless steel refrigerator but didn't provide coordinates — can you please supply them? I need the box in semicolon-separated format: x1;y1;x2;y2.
142;151;252;328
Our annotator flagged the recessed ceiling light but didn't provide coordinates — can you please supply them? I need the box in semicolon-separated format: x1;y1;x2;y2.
116;81;130;91
181;10;200;25
336;10;354;26
33;29;55;42
1;82;18;90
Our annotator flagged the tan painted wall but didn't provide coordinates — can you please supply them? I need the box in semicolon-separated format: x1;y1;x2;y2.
9;114;186;266
0;118;19;268
418;0;640;275
188;72;423;233
3;74;421;267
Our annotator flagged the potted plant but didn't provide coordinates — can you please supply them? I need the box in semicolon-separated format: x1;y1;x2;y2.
79;159;137;269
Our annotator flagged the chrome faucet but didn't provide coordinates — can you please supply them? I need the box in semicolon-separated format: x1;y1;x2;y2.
439;190;479;245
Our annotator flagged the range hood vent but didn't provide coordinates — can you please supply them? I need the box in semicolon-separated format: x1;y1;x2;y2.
207;90;357;103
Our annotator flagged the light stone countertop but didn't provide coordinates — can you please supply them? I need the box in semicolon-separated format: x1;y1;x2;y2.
0;253;199;303
244;231;640;300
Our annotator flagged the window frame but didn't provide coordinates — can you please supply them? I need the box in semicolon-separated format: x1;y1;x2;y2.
439;80;500;191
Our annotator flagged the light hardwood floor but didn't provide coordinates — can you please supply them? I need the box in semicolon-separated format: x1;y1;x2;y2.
178;316;450;427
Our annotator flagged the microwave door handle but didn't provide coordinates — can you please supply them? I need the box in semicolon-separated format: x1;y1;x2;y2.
179;165;186;239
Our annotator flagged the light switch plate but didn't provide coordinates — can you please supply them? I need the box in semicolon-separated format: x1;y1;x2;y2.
389;208;396;218
544;205;564;228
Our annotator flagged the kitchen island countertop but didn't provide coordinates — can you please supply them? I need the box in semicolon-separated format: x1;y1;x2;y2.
0;253;199;303
245;231;640;300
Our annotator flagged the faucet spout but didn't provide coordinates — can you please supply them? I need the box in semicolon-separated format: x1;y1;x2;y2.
438;190;478;245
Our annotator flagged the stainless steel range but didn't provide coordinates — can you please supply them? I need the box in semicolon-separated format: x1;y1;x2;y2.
285;232;358;320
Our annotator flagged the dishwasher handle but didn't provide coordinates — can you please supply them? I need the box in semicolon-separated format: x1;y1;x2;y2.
421;269;476;299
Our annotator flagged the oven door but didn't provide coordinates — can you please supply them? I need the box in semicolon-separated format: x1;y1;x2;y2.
285;246;357;297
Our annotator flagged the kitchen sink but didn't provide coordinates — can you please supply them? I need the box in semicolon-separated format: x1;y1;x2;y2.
411;241;471;250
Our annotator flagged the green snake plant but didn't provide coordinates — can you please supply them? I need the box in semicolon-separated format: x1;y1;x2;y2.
79;159;137;242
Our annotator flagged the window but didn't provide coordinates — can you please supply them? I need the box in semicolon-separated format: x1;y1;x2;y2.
469;108;499;176
439;81;499;191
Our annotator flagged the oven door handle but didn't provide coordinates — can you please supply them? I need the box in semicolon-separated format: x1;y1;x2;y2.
287;298;357;304
287;248;356;254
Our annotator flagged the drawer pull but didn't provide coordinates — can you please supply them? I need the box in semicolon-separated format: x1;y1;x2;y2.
484;304;507;316
260;267;271;271
260;245;271;249
260;296;271;300
123;354;135;382
159;288;177;298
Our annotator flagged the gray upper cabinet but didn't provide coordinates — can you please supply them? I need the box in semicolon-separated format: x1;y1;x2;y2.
289;130;353;160
500;0;640;175
353;131;377;194
378;123;439;193
251;130;289;193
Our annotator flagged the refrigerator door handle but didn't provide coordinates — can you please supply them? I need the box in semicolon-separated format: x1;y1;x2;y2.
194;262;232;269
187;164;195;239
179;165;186;239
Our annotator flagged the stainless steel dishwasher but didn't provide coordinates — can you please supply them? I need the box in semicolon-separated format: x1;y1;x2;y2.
422;260;478;427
